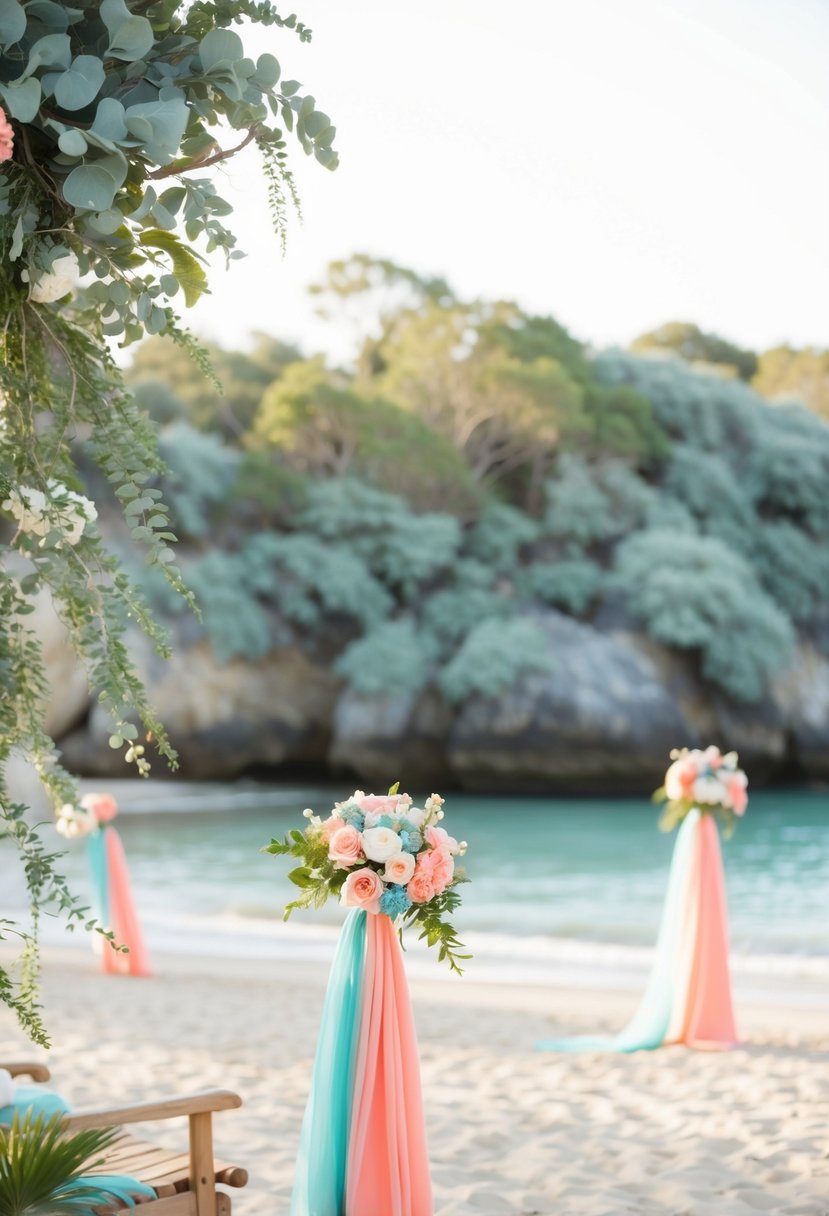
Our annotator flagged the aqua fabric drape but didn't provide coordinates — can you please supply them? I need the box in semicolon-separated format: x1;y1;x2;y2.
537;809;700;1053
291;909;367;1216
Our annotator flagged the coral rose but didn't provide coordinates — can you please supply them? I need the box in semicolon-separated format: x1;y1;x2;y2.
341;867;383;914
406;867;437;905
328;824;364;868
420;847;454;893
0;109;13;162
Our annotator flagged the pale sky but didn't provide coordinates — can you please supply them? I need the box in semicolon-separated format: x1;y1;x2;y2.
186;0;829;362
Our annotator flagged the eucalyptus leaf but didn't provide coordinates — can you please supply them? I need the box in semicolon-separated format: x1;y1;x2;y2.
54;55;106;110
57;127;88;155
62;163;119;211
0;78;41;121
107;15;154;61
198;27;244;71
0;0;25;45
15;31;71;79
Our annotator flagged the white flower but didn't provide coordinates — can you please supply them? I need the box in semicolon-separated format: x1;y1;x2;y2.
361;825;403;863
1;481;95;547
0;1068;15;1108
55;803;97;839
29;252;80;304
692;776;726;806
403;806;426;829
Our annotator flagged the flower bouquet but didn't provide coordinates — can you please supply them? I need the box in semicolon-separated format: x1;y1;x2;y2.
654;745;749;836
265;785;468;1216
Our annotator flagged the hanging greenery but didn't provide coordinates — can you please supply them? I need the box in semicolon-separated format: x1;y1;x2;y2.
0;0;337;1043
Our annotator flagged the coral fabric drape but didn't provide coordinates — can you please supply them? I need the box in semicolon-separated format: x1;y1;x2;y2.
87;826;152;977
291;910;432;1216
538;809;737;1053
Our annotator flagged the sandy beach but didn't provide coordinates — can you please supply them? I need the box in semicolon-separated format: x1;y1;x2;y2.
0;944;827;1216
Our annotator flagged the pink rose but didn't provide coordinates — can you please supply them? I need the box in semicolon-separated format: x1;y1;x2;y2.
341;867;383;914
425;824;460;855
384;852;416;885
0;109;13;163
80;792;118;824
358;792;413;826
406;868;437;905
420;847;454;894
728;775;748;816
328;824;364;868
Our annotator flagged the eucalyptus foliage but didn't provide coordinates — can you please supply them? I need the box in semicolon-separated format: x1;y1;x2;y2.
0;0;337;1041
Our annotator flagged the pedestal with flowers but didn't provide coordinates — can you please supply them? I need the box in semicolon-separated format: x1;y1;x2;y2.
265;785;468;1216
56;791;152;978
539;745;746;1054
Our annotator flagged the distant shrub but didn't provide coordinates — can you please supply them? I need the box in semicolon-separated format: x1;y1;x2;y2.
240;532;391;630
467;502;539;573
752;522;829;622
614;530;794;701
519;558;604;616
301;479;462;598
440;618;554;703
664;444;754;551
544;455;611;544
334;619;437;697
158;423;239;539
747;406;829;532
593;350;757;450
421;585;514;646
180;552;272;662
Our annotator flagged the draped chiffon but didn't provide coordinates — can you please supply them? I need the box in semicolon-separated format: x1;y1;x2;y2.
538;809;737;1053
87;825;152;977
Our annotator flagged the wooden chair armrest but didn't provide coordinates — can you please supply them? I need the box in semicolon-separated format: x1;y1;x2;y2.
1;1062;51;1082
64;1089;242;1131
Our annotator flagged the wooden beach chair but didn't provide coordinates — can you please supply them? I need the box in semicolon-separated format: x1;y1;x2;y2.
2;1065;248;1214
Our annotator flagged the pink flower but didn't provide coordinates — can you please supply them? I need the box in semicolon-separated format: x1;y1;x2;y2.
341;867;383;914
664;756;697;801
358;791;413;826
425;824;460;855
328;824;364;868
80;792;118;824
319;815;341;841
406;867;437;905
420;847;455;894
728;774;748;816
0;109;13;163
384;852;416;885
705;745;723;770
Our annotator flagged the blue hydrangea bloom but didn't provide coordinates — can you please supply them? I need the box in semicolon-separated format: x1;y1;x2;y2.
399;829;422;854
339;806;365;830
375;814;396;829
380;885;412;919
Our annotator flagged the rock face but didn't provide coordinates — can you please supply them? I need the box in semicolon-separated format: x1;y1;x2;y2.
61;631;341;780
329;688;454;787
447;614;690;792
49;607;829;792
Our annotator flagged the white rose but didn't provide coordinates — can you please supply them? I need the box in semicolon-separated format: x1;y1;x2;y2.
0;1068;15;1108
361;825;403;863
384;852;416;885
402;807;426;829
692;776;725;806
663;760;686;801
29;252;80;304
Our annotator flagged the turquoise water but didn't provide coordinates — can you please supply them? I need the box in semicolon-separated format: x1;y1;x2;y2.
3;784;825;959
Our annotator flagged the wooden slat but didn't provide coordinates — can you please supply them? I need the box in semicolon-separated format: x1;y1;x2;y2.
65;1089;241;1131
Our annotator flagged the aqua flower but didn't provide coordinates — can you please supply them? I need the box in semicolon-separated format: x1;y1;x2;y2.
375;814;396;829
379;885;412;919
399;829;422;854
339;806;365;830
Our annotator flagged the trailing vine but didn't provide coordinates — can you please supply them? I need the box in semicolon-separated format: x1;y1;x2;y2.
0;0;337;1043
